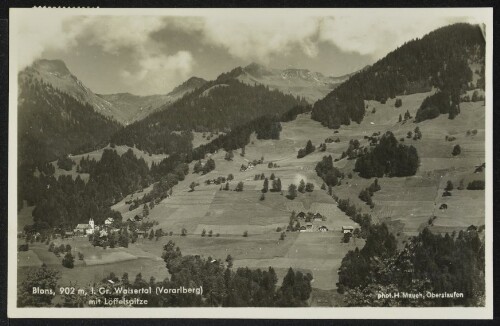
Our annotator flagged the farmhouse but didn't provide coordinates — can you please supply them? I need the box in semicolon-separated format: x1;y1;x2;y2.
299;226;307;232
319;226;328;232
104;217;114;225
313;213;323;221
439;204;448;210
306;223;313;231
297;212;306;219
74;224;90;235
342;226;354;234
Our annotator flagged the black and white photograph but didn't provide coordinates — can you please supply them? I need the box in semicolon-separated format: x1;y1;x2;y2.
8;7;493;319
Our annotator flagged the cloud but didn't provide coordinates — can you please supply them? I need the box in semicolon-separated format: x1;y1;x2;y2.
14;14;193;94
317;11;480;58
163;11;482;65
12;10;485;94
75;16;195;94
197;15;321;63
120;51;194;94
13;11;84;69
77;16;165;55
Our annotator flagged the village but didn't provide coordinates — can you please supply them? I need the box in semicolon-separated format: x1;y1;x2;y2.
69;211;355;238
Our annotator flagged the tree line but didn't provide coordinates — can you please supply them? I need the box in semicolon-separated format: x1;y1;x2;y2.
18;241;314;307
339;226;485;307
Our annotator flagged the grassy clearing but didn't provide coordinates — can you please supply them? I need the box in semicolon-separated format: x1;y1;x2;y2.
329;91;485;235
17;250;43;268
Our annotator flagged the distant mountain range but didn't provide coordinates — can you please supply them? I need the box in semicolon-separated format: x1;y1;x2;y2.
20;59;354;127
20;60;208;125
233;62;352;103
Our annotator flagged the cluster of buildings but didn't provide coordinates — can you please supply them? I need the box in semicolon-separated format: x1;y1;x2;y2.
73;217;119;237
294;211;354;234
296;212;328;232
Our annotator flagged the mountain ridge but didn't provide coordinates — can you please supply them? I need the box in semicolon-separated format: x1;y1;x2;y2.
233;62;352;103
20;59;208;125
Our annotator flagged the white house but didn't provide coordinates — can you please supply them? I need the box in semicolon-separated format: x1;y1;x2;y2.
104;217;114;225
342;226;354;234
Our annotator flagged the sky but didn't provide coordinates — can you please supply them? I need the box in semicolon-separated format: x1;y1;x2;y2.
12;9;486;95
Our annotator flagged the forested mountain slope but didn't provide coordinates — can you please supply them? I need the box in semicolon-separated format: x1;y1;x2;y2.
312;23;485;128
18;75;122;169
111;71;308;154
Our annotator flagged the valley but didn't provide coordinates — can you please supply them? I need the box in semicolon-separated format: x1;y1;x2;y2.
18;88;485;304
16;22;487;308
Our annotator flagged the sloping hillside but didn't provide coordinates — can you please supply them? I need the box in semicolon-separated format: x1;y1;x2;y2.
20;60;126;122
312;23;485;128
18;74;122;167
111;73;308;154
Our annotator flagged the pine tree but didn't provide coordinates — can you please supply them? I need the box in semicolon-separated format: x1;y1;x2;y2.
287;184;298;199
298;179;306;193
305;140;314;154
122;273;129;285
62;252;74;268
226;254;233;268
277;178;282;191
262;178;269;193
